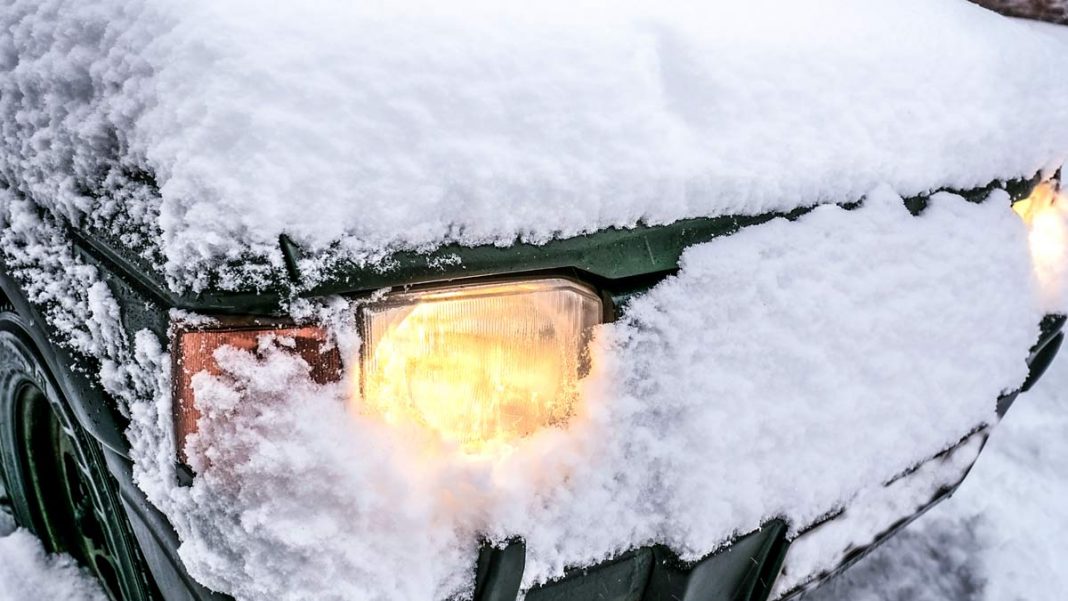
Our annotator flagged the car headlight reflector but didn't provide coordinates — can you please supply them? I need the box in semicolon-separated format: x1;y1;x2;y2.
358;278;603;453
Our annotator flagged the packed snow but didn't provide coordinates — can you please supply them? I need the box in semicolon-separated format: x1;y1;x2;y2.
3;0;1068;290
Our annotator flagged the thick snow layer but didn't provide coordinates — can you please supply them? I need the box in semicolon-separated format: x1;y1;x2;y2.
0;511;108;601
3;0;1068;290
804;352;1068;601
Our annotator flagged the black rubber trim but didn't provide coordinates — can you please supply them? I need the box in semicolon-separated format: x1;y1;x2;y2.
63;175;1043;313
473;540;526;601
526;549;653;601
999;314;1065;416
1021;314;1066;393
643;520;790;601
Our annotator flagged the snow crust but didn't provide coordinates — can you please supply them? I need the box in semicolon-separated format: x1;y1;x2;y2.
4;0;1068;290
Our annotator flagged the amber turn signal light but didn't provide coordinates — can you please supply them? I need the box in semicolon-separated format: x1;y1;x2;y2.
172;324;342;464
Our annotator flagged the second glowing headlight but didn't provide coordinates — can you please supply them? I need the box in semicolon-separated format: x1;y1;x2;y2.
358;278;603;453
1013;181;1068;307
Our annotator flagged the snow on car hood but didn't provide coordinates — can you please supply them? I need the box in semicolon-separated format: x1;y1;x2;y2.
3;0;1068;291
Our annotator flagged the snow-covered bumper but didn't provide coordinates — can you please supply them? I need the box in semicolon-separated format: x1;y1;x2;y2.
476;316;1064;601
106;308;1060;601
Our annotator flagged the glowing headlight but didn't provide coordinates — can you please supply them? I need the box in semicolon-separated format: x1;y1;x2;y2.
358;278;603;453
1013;181;1067;304
1014;182;1066;254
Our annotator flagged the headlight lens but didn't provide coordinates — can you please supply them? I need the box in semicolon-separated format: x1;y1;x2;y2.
358;278;603;453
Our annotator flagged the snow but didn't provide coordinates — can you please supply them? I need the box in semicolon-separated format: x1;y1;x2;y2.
772;431;988;597
2;179;1055;599
130;188;1043;600
3;3;1068;600
1;181;1061;600
805;350;1068;601
0;511;107;601
3;360;1066;601
3;0;1068;291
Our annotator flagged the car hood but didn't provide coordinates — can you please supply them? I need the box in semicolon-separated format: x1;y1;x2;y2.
3;0;1068;293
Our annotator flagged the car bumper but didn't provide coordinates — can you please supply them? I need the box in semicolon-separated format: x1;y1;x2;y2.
485;429;980;601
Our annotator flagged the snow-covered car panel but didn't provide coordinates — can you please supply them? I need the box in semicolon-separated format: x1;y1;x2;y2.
481;313;1066;601
513;428;987;601
66;176;1045;309
7;176;1063;601
4;1;1068;293
3;1;1068;599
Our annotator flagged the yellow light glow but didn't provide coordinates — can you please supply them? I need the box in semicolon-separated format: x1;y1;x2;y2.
358;279;602;453
1013;182;1059;226
1014;182;1068;305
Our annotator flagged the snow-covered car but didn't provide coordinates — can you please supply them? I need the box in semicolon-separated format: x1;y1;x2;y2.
1;2;1068;601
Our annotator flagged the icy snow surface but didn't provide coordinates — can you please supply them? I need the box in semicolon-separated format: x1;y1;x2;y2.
4;0;1068;290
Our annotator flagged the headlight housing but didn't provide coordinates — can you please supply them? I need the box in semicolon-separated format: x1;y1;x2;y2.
358;278;603;453
172;277;604;466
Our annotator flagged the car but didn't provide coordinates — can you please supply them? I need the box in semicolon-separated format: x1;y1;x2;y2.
1;1;1067;601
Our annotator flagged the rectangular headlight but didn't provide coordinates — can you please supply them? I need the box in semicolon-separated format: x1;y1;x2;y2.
358;277;603;453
